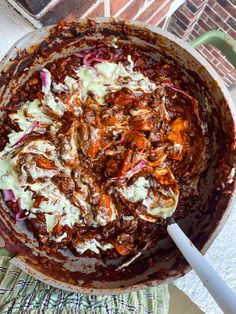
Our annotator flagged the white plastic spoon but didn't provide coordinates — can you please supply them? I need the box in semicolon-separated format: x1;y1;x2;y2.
167;221;236;314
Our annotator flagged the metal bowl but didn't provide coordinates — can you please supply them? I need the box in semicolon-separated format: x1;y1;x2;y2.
0;18;235;294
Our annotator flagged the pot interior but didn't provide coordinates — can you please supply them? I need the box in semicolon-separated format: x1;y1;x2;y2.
0;19;235;294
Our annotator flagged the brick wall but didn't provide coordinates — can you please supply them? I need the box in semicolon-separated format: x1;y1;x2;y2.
12;0;174;27
168;0;236;87
171;0;207;39
11;0;236;86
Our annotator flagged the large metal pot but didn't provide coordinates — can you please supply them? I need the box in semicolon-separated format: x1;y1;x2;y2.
0;18;235;295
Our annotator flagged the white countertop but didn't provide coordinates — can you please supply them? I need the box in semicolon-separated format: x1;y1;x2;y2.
0;2;235;313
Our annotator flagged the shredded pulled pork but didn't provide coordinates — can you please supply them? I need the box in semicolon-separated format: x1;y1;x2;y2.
0;43;209;259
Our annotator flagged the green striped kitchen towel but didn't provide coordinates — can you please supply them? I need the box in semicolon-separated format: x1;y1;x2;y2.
0;252;169;314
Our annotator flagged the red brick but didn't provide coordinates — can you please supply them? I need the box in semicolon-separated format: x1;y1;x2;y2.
200;46;210;55
217;62;230;76
148;1;171;25
205;6;230;31
195;23;200;31
188;1;207;14
188;34;195;40
198;19;211;32
227;72;236;81
227;72;236;79
216;0;236;18
178;5;206;21
157;18;165;28
212;58;220;66
228;74;236;82
186;0;206;13
185;22;197;38
137;0;168;21
227;17;236;31
181;6;203;20
212;49;222;60
177;6;195;20
221;60;235;72
207;45;214;52
39;0;97;25
189;0;207;8
207;0;216;6
204;16;220;30
186;1;197;13
200;47;214;61
86;2;104;18
200;11;208;20
184;26;195;36
225;74;235;85
186;17;199;31
168;1;206;38
223;74;230;82
207;46;215;53
213;47;227;59
228;28;236;39
175;9;194;26
224;74;231;82
17;0;49;15
210;62;226;77
195;24;204;36
212;2;230;20
223;76;233;87
119;0;145;19
110;0;133;16
176;18;189;31
191;29;200;38
175;7;202;24
172;25;187;37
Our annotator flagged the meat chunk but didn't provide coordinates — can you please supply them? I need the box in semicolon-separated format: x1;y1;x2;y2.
59;121;79;169
52;174;75;195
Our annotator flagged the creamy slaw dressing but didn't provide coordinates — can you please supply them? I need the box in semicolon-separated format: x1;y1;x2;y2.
76;58;156;104
0;55;178;255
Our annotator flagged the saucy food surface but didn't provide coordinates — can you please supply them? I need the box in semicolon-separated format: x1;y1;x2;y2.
0;42;209;260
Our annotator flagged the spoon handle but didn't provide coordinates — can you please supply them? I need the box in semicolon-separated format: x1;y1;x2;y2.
167;222;236;314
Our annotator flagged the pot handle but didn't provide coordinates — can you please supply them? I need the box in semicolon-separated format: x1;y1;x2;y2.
0;237;14;257
188;30;236;68
0;247;14;257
